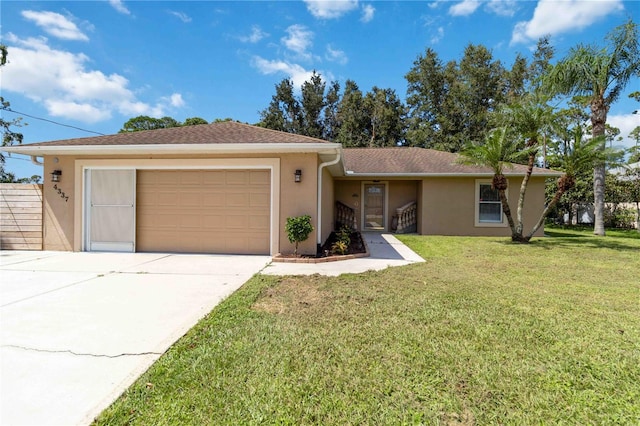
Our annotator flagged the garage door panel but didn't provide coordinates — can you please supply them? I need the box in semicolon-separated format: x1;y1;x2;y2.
179;171;202;184
137;170;270;254
226;215;248;228
179;192;202;206
225;171;248;185
226;193;249;206
203;173;225;184
250;170;270;184
250;192;270;207
249;215;270;230
203;195;224;207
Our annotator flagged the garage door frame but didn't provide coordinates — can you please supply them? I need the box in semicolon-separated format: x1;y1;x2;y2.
75;158;281;255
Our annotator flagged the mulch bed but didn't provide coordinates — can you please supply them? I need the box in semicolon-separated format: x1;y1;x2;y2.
272;231;368;263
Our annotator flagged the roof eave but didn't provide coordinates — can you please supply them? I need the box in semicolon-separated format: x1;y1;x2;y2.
1;142;342;156
342;171;563;178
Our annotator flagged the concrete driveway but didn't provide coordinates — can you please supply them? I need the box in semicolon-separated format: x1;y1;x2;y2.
0;250;271;426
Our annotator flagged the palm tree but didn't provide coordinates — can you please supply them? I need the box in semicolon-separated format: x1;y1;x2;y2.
527;127;605;238
460;127;532;241
545;20;640;236
498;94;554;237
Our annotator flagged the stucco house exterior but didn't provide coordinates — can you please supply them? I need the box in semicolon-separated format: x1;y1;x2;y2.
2;121;561;256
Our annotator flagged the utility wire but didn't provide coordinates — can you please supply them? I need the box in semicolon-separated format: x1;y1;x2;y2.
1;107;106;136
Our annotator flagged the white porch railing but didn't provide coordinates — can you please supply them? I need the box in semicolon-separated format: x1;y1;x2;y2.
393;201;417;234
336;201;357;230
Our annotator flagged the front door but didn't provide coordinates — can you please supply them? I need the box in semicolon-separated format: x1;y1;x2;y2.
85;169;136;252
363;183;385;231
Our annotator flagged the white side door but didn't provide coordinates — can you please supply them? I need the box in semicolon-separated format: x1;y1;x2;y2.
86;169;135;252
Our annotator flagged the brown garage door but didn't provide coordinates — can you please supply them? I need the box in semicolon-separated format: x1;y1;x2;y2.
136;170;270;254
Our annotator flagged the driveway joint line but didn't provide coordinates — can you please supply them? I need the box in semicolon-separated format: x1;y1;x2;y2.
0;273;113;308
2;344;163;358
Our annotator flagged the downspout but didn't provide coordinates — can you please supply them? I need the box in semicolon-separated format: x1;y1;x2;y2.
317;150;341;254
30;156;44;166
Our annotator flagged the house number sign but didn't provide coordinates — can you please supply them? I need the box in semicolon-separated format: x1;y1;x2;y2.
53;184;69;202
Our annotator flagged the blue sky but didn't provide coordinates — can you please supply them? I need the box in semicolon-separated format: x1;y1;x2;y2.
2;0;639;179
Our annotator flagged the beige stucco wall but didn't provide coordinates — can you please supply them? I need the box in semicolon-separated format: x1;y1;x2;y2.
320;166;334;246
278;153;318;255
421;176;547;237
43;156;75;250
41;152;321;255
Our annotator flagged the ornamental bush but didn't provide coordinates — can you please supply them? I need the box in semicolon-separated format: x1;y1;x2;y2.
285;215;314;256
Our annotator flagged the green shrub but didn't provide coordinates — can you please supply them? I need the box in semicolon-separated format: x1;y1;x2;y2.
285;215;314;256
331;240;348;255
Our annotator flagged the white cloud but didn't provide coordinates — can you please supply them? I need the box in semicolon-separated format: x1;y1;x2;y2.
448;0;481;17
45;100;112;122
486;0;517;17
251;56;314;88
511;0;624;45
239;25;269;43
304;0;359;19
431;26;444;44
282;24;314;56
2;34;182;123
21;10;89;41
109;0;131;15
169;11;192;23
608;113;640;150
361;4;375;23
168;93;185;108
325;45;348;65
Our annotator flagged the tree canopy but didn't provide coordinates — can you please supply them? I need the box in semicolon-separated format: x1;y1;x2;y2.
119;116;210;132
258;72;406;147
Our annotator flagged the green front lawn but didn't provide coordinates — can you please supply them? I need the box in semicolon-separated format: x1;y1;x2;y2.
96;229;640;425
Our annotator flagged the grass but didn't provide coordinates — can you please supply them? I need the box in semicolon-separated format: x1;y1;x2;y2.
96;228;640;425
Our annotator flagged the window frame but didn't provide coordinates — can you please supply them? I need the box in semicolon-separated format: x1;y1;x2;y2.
474;179;508;227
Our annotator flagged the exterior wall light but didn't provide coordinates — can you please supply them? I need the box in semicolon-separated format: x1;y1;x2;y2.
51;170;62;183
294;169;302;183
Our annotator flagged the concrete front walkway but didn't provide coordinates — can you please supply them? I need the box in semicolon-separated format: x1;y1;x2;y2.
263;233;424;276
0;251;271;426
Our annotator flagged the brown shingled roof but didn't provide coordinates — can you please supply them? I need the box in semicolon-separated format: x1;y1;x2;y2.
21;121;332;147
342;147;560;176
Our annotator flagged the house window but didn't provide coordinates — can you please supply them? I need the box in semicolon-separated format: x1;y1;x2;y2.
475;180;506;227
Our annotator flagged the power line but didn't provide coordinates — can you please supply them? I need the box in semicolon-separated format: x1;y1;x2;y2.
1;107;106;136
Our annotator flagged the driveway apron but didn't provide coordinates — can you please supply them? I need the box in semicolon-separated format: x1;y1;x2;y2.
0;251;270;426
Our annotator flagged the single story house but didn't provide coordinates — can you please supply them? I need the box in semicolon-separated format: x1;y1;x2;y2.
2;121;561;256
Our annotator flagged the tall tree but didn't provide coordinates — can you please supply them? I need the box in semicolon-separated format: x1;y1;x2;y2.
300;71;326;139
335;80;369;146
259;78;302;134
405;48;446;149
323;81;341;141
545;19;640;236
363;87;406;147
0;44;28;183
405;44;513;151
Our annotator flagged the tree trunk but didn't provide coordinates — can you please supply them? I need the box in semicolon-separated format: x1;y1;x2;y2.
516;150;537;237
591;97;607;236
498;189;521;242
526;187;567;240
